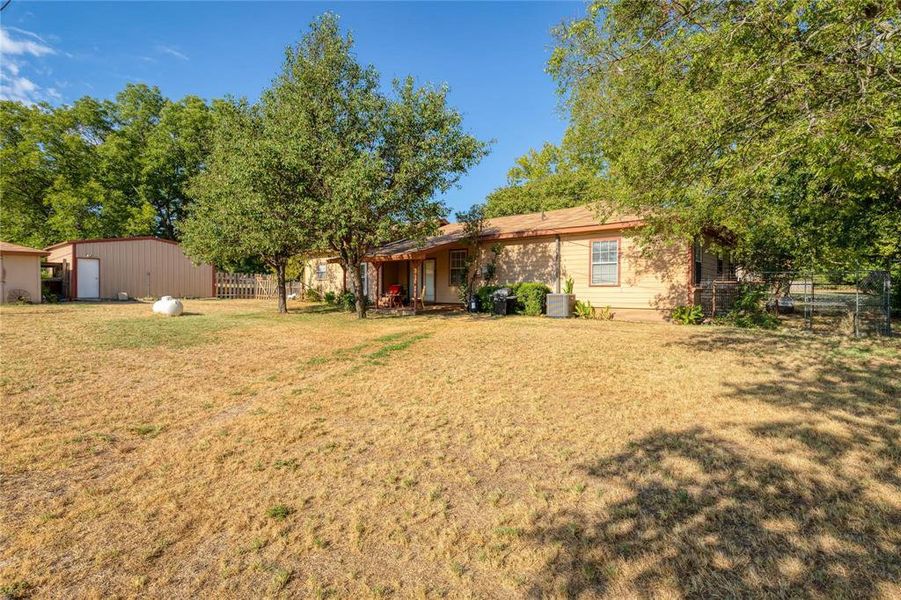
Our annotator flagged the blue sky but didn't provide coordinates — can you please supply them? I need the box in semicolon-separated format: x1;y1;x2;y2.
0;1;586;214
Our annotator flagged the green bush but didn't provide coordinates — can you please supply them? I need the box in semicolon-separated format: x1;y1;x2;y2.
511;282;551;316
323;291;336;305
475;284;500;312
718;284;779;329
338;292;368;312
671;304;704;325
593;305;614;321
574;299;594;319
305;288;322;302
573;300;614;320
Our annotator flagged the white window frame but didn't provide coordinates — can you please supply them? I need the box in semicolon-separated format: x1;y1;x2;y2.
449;249;467;287
316;263;327;281
590;239;619;286
694;240;703;285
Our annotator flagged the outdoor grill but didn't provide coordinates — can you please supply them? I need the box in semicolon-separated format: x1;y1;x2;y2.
492;288;517;316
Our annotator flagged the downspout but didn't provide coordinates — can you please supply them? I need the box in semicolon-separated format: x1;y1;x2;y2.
555;235;561;294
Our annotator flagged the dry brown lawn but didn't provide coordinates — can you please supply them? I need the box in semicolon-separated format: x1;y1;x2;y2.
1;300;899;599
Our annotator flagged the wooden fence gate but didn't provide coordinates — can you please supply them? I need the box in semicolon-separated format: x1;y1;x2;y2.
215;273;303;300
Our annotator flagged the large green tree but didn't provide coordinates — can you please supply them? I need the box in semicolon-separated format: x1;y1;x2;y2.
269;14;488;318
1;96;154;247
0;84;212;247
485;141;597;218
180;100;317;313
550;0;900;275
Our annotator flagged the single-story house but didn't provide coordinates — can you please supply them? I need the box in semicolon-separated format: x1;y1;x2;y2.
0;241;51;303
44;237;215;300
306;205;735;320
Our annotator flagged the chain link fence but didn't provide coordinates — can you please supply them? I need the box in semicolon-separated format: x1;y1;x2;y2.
695;270;893;336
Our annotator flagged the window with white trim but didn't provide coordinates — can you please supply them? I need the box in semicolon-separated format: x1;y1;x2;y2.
693;241;703;284
316;263;327;281
590;240;619;286
449;249;467;286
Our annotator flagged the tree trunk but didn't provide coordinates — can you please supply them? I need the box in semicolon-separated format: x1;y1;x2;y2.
275;260;288;314
351;263;366;319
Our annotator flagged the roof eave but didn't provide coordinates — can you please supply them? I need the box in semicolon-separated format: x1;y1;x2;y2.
365;219;644;262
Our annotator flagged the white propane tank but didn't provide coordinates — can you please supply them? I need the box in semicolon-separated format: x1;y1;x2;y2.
152;296;184;317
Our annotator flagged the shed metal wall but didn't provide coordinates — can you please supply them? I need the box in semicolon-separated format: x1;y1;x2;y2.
53;239;213;299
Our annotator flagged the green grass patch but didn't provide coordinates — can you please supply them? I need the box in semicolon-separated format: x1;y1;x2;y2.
131;424;162;438
266;504;293;520
367;332;432;361
92;310;299;350
95;314;235;349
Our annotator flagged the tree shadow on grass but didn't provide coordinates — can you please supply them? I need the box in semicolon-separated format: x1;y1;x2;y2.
525;427;899;598
524;330;900;598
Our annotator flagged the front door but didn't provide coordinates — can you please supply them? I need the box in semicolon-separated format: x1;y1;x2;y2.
77;258;100;298
407;259;436;303
423;259;435;302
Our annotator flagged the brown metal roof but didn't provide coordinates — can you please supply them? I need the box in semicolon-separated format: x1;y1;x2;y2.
0;241;51;257
44;236;180;251
367;205;642;261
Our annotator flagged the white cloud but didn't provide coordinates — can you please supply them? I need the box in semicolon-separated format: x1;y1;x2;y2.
0;59;40;103
156;44;188;61
0;27;55;57
0;27;61;104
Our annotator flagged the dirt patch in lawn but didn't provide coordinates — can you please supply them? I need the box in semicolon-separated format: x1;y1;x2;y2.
1;300;898;598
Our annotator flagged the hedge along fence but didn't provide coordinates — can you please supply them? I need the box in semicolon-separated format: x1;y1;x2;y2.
475;282;552;316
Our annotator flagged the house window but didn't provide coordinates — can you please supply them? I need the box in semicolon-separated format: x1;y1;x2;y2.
316;263;327;281
693;241;703;285
590;239;619;286
449;249;467;286
716;254;724;278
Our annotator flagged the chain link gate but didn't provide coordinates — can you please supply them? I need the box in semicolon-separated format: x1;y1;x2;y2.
695;270;892;337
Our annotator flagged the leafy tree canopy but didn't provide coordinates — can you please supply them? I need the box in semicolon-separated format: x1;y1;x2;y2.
549;0;900;274
269;14;488;317
180;99;319;313
485;141;599;218
1;84;212;248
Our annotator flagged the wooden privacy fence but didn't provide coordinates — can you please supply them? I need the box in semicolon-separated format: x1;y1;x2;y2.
216;273;303;299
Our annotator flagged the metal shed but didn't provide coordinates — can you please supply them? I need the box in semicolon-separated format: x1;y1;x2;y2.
44;237;215;300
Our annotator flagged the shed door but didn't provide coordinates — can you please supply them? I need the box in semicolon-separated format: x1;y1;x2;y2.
77;258;100;298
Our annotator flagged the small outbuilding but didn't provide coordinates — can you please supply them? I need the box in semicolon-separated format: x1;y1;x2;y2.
44;237;215;300
0;241;50;303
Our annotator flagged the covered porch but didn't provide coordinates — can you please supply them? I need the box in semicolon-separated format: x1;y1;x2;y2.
366;249;466;315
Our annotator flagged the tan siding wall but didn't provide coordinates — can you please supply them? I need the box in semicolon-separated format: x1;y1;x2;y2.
0;254;42;303
560;232;690;318
363;230;694;317
433;247;461;303
72;240;213;299
489;237;557;288
304;259;347;296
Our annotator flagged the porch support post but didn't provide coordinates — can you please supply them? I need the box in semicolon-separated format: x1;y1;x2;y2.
412;259;421;315
377;263;383;299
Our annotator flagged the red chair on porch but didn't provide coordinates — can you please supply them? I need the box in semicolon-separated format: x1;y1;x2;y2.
382;284;404;308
